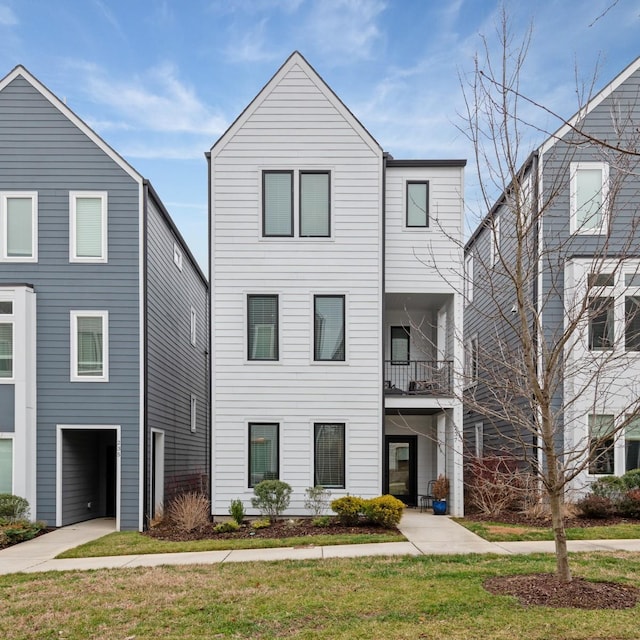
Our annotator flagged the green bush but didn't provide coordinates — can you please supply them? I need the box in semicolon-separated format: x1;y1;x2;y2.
576;494;615;518
214;521;240;533
251;518;271;530
251;480;292;522
362;495;405;527
312;515;332;527
590;476;625;502
330;496;365;525
304;486;332;517
228;498;246;525
0;518;45;547
621;469;640;490
0;494;30;520
619;489;640;519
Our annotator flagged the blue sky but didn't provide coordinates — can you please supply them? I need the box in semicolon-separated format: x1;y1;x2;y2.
0;0;638;269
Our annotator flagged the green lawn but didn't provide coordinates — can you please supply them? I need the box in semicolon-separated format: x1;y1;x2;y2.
2;552;639;639
455;519;640;542
57;529;406;559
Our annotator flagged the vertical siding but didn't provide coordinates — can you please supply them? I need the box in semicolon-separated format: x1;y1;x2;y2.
145;196;209;514
0;76;141;528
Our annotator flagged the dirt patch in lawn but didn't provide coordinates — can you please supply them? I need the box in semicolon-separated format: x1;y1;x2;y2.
484;525;536;536
484;573;639;609
145;518;399;543
465;511;632;529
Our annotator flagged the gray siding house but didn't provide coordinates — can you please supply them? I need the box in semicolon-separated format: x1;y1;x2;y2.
0;66;209;530
464;56;640;496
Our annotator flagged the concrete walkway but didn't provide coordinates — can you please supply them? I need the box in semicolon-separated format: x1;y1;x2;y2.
1;511;640;575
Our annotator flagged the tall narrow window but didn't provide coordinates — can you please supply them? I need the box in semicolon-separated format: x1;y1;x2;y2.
625;297;640;351
464;253;473;304
406;181;429;227
3;194;37;261
249;423;279;486
474;422;484;458
190;394;197;433
464;335;478;385
571;163;608;234
314;423;345;488
491;215;500;266
314;295;345;361
0;438;12;493
263;171;293;237
248;295;278;361
71;311;108;381
190;307;197;346
70;192;107;262
391;326;410;364
588;297;614;350
300;172;330;237
0;323;13;379
626;416;640;472
588;414;615;475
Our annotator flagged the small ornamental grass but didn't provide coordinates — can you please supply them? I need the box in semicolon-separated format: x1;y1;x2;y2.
166;492;210;532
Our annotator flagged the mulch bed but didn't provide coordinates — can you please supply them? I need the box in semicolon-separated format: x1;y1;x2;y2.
145;518;397;543
464;511;632;529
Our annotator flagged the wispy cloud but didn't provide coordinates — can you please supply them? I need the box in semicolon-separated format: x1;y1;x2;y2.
92;0;126;40
0;4;18;26
223;18;282;63
209;0;303;16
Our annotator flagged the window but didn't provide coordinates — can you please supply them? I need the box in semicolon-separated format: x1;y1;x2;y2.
300;172;330;237
0;323;13;379
70;192;107;262
626;416;640;472
249;423;279;486
626;297;640;351
71;311;108;381
173;243;183;271
2;193;37;261
588;414;615;475
475;422;484;458
406;181;429;227
570;163;608;234
263;171;293;237
588;297;614;350
248;295;278;361
465;335;478;385
589;273;614;287
390;326;410;364
314;423;345;488
491;215;500;267
0;438;12;493
190;394;197;433
314;295;345;361
464;253;473;304
190;307;197;346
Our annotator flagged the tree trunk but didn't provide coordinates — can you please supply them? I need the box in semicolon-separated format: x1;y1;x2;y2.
549;487;571;583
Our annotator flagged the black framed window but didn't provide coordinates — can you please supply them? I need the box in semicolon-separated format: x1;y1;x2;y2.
390;326;410;363
626;296;640;351
249;423;279;487
314;295;345;361
588;297;614;350
263;171;293;237
314;423;345;488
406;181;429;227
588;415;615;475
300;171;330;237
248;295;278;360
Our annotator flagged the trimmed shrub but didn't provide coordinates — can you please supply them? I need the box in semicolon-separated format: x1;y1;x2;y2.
312;515;332;527
621;469;640;490
214;521;240;533
251;518;271;530
619;489;640;519
363;495;405;527
330;496;365;525
304;486;332;517
575;494;615;519
251;480;292;522
167;491;210;532
228;498;246;525
0;494;30;520
590;476;625;502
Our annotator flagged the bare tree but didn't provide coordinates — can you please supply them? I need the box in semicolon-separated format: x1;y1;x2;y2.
458;11;640;583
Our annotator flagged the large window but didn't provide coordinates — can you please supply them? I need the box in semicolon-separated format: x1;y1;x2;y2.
71;311;108;381
263;171;293;237
314;295;345;361
390;326;410;364
588;297;614;350
70;192;108;262
314;423;345;488
249;423;279;487
570;163;608;234
248;295;278;361
406;181;429;227
0;438;12;493
1;193;37;262
300;172;330;237
588;414;615;475
626;296;640;351
626;416;640;472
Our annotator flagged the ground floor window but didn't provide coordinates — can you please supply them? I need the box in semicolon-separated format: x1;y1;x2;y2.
0;437;12;493
249;423;279;487
314;423;345;488
626;417;640;472
588;414;615;475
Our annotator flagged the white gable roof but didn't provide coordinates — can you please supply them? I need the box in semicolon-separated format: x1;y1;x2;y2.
0;65;142;183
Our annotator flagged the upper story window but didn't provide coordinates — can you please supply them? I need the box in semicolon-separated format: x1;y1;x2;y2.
406;181;429;227
625;297;640;351
300;172;330;237
314;295;345;362
588;296;614;351
464;334;478;386
490;215;501;267
70;192;108;263
71;310;108;382
190;394;197;433
247;294;278;361
464;253;474;305
390;326;410;364
190;307;197;346
1;193;37;262
173;243;183;271
570;163;609;235
263;171;293;237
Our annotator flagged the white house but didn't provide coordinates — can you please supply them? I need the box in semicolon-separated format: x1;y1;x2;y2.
208;52;465;516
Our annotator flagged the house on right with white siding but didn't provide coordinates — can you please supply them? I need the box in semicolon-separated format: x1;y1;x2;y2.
208;52;465;517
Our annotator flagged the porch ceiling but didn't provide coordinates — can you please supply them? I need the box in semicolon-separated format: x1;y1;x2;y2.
384;292;451;313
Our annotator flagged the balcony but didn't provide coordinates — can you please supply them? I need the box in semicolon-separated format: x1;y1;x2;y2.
384;360;453;396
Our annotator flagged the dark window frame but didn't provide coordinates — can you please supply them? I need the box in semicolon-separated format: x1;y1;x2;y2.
588;296;614;351
248;422;279;487
247;294;279;361
406;180;429;228
314;294;345;362
390;326;410;364
262;170;294;237
299;170;331;238
314;422;346;489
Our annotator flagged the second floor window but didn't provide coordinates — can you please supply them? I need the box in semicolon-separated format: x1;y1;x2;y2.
571;163;608;234
263;171;293;237
626;297;640;351
390;326;410;363
70;192;108;262
248;295;278;361
406;181;429;227
1;193;37;262
314;295;345;361
300;172;330;237
588;297;614;350
71;311;108;381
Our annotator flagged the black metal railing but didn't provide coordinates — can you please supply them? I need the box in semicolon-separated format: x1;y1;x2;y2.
384;360;453;396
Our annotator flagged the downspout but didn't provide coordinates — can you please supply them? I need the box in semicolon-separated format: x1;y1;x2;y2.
532;151;542;472
142;180;150;530
205;151;213;508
